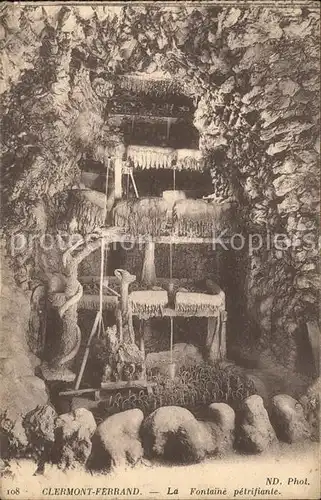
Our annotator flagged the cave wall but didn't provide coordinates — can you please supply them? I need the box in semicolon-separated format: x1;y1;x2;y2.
0;253;48;449
0;4;319;373
190;8;320;368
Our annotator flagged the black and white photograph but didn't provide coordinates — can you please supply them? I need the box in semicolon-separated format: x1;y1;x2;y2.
0;1;320;499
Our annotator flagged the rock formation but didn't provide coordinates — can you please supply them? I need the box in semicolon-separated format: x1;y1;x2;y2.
94;409;144;469
271;394;311;443
0;255;48;457
53;408;97;470
236;395;277;453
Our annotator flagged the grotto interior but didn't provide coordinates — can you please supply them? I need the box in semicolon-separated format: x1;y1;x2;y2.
0;3;320;464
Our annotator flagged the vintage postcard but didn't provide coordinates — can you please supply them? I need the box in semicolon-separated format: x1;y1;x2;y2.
0;1;320;499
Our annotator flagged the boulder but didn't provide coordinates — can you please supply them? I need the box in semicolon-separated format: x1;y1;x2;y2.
206;403;235;454
141;406;209;463
271;394;311;443
94;409;144;469
236;395;277;453
0;416;28;458
53;408;96;470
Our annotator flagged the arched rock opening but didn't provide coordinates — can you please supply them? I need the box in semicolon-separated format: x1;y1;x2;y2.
1;4;319;420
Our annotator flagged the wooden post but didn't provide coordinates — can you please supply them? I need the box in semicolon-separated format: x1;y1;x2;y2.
206;316;220;362
141;241;156;286
142;319;154;356
75;311;101;390
114;144;125;200
219;310;227;359
128;303;135;344
116;307;123;343
139;320;147;380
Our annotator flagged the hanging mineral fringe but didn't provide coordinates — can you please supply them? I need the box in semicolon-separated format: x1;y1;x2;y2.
78;294;118;311
175;149;204;171
173;199;219;237
127;145;175;170
175;292;225;316
64;189;107;234
129;290;168;318
126;146;204;171
116;74;181;96
113;198;168;236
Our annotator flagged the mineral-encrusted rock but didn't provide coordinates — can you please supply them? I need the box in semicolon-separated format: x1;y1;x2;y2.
53;408;96;470
95;409;144;469
22;404;57;467
236;395;277;453
271;394;311;443
23;405;57;444
206;403;235;454
141;406;209;463
19;404;57;465
0;414;28;458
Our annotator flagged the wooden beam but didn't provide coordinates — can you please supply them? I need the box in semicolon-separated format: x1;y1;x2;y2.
60;382;157;398
59;388;99;397
100;381;157;390
103;234;219;244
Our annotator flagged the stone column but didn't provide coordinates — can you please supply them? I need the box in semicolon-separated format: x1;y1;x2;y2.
141;241;156;287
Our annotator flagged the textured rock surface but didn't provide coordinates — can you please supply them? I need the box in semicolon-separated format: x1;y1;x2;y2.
53;408;96;469
0;255;48;456
141;406;210;463
23;405;57;445
95;409;144;469
236;395;277;453
271;394;311;443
